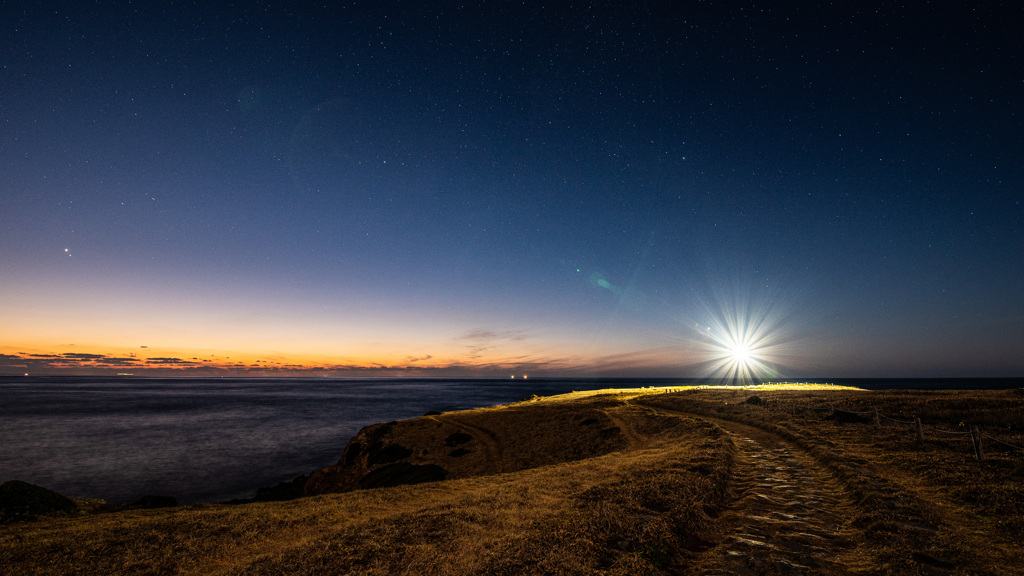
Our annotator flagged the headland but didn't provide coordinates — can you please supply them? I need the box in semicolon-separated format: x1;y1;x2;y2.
2;385;1022;575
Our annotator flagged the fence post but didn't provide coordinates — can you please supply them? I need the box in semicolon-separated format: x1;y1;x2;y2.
971;426;985;461
873;408;880;428
915;416;924;442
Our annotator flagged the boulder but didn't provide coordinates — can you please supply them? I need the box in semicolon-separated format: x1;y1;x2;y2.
0;480;77;523
253;475;307;502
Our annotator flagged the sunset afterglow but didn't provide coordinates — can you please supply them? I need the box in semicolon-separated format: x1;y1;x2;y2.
2;3;1022;378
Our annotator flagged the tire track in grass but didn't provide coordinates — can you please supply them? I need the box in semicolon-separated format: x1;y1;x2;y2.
641;405;880;575
697;422;872;575
433;414;506;473
601;407;646;450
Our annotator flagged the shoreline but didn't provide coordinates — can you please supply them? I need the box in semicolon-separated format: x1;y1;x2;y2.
6;380;1012;509
2;386;1022;575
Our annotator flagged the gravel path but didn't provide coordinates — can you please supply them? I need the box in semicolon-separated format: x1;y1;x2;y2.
684;420;877;576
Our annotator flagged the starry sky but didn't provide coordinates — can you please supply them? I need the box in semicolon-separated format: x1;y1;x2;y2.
2;2;1022;378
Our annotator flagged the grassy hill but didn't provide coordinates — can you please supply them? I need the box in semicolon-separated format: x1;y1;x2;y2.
2;386;1022;575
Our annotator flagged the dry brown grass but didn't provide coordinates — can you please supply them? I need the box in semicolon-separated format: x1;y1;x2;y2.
0;394;734;575
3;386;1021;575
639;388;1024;575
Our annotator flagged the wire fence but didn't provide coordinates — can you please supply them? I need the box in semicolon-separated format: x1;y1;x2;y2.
774;401;1024;461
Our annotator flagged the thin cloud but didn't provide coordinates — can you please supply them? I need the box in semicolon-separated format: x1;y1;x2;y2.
145;357;200;365
456;328;530;360
459;329;528;342
467;346;493;358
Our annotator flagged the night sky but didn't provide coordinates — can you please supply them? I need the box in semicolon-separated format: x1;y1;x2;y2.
2;2;1022;378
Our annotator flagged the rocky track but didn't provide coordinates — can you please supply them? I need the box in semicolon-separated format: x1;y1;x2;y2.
685;419;875;575
607;403;883;576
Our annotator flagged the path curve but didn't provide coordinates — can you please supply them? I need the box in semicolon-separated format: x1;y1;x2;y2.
639;406;880;575
433;414;506;473
700;420;874;575
601;407;646;450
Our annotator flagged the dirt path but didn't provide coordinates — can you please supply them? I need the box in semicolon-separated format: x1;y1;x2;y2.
687;419;878;575
615;402;881;576
601;407;646;450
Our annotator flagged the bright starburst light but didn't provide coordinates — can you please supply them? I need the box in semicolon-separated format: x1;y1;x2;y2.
686;284;798;384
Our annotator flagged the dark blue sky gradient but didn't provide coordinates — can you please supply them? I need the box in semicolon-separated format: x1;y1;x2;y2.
2;2;1022;377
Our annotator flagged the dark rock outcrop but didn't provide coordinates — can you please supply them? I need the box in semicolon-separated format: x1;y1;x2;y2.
303;401;629;497
127;495;178;509
0;480;77;523
98;494;179;512
444;432;473;447
304;420;449;495
256;475;307;502
357;463;447;489
228;474;309;504
366;443;413;465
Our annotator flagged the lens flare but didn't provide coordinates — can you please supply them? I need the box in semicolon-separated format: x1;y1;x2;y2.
683;283;799;384
731;345;750;364
704;321;769;383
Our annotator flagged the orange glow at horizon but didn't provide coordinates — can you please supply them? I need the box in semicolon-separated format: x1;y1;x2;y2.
1;342;508;374
0;337;696;378
0;277;702;377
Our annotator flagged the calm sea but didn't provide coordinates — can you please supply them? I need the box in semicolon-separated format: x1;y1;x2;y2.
1;376;1019;504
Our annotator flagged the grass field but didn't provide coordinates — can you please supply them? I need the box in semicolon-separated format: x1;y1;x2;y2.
2;386;1022;575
